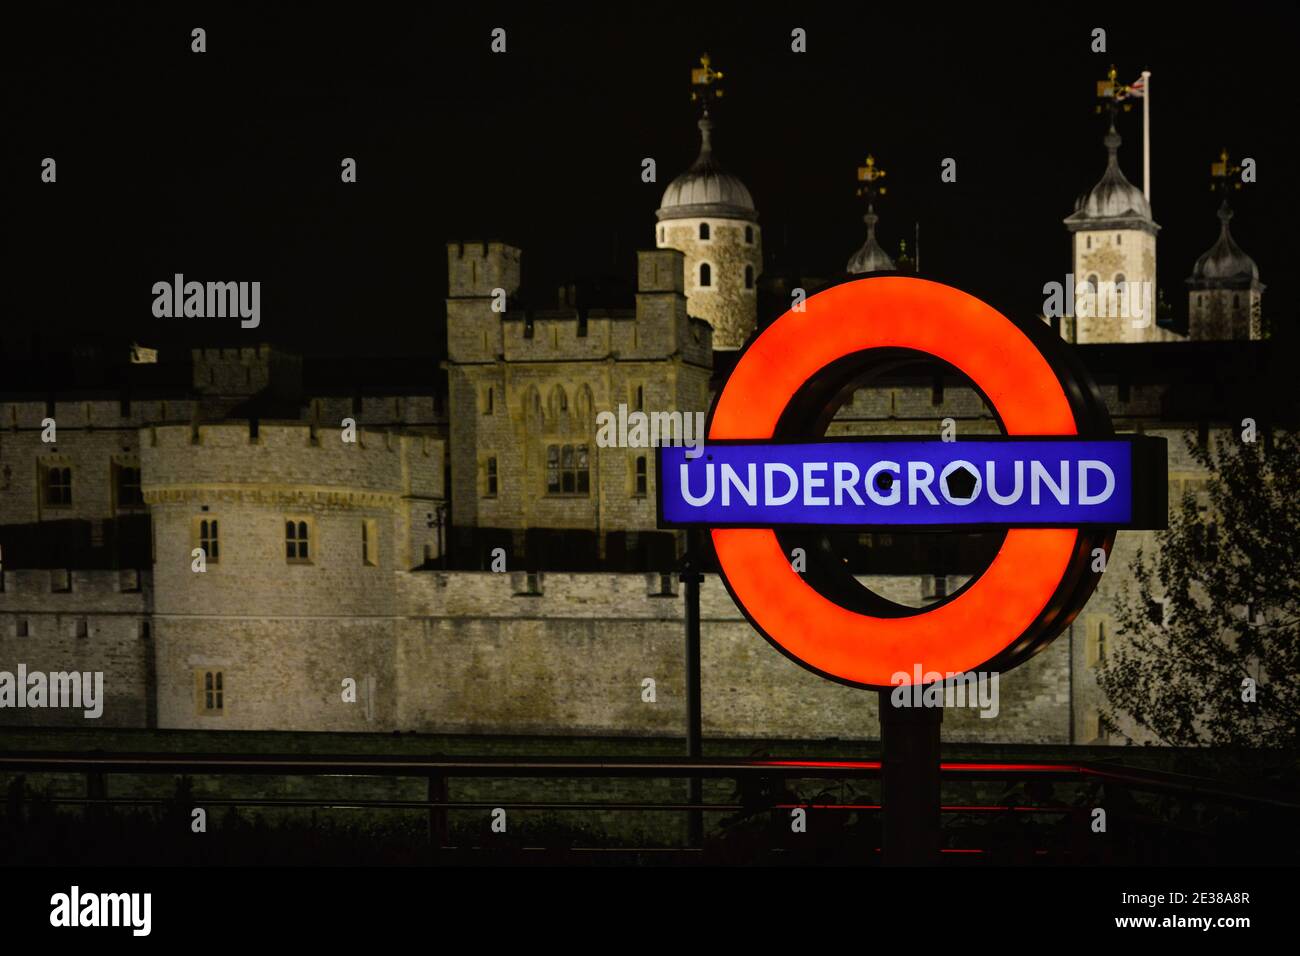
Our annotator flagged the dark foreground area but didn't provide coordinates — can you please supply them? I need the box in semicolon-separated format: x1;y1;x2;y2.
2;728;1296;866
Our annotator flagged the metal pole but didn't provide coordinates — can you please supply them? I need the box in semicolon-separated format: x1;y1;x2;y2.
1141;71;1151;202
878;688;942;864
681;529;704;847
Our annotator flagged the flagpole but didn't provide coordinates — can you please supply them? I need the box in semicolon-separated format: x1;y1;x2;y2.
1141;70;1151;202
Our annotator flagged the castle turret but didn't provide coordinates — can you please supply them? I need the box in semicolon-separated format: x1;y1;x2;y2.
141;422;444;729
655;55;760;351
1187;152;1264;340
1063;69;1176;344
847;154;896;275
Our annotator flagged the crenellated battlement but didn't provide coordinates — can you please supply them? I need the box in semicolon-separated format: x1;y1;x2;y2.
140;422;442;499
0;398;194;430
191;344;302;397
192;345;275;363
447;241;522;299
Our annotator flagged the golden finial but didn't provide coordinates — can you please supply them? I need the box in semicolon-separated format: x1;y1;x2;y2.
1210;148;1242;192
1095;64;1133;114
855;154;887;214
689;53;725;108
856;155;887;196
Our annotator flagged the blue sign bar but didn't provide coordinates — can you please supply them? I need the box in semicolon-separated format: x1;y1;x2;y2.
658;439;1136;527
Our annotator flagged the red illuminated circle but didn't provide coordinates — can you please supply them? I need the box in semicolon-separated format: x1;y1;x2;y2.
709;277;1099;688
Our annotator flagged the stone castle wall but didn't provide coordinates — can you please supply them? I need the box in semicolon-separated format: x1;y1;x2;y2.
0;570;151;727
447;246;712;536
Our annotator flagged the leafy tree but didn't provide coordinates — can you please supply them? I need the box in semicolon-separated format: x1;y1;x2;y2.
1099;429;1299;748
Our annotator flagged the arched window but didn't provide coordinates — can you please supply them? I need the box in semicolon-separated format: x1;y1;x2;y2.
575;384;595;424
547;385;568;421
523;386;542;419
1114;273;1126;288
1080;275;1099;319
699;222;710;240
699;263;712;288
744;265;754;289
745;225;754;244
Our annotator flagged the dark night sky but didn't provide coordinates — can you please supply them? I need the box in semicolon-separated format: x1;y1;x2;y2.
6;3;1297;362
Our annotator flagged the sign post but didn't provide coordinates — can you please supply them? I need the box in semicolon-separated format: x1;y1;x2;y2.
878;688;942;864
680;528;704;848
658;276;1166;861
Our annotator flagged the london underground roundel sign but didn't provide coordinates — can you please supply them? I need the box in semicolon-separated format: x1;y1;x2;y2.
658;277;1166;690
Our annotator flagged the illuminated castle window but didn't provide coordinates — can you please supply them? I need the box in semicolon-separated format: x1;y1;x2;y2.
196;669;224;716
546;444;589;495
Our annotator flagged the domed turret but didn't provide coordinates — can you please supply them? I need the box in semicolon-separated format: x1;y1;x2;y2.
847;209;895;274
1190;201;1259;284
657;116;756;222
654;55;761;351
1187;193;1265;341
846;154;895;275
1065;123;1155;228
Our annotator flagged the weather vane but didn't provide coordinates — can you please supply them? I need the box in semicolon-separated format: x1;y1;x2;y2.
689;53;725;113
1210;148;1243;194
856;154;887;206
1095;64;1135;116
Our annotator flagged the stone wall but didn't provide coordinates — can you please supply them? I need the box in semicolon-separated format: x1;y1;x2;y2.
447;247;712;539
392;571;1070;743
0;570;151;727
